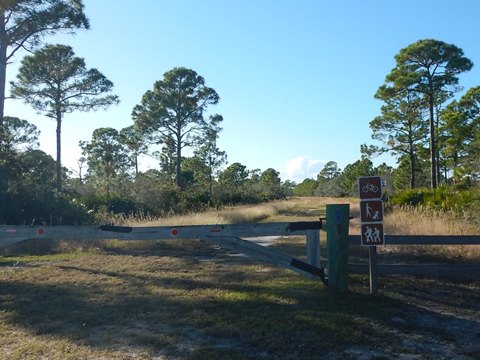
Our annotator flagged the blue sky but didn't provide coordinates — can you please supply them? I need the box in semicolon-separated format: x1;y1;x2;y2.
4;0;480;182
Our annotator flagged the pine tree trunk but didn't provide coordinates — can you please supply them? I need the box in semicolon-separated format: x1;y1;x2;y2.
408;125;416;189
428;94;437;189
56;109;62;192
409;150;416;189
175;132;182;189
0;10;7;127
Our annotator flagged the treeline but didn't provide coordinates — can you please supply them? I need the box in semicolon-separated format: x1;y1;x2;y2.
0;118;293;224
0;2;293;224
0;59;295;224
293;159;394;197
296;39;480;203
363;39;479;191
1;2;480;225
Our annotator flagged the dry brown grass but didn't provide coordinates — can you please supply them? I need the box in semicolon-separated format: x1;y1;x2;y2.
126;197;359;227
381;205;480;261
109;197;480;261
384;205;479;235
125;203;281;227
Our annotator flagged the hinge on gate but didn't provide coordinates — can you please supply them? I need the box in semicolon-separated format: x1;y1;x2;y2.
319;217;325;229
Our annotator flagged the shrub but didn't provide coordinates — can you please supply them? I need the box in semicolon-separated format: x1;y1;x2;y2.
80;192;136;215
390;186;480;215
389;188;427;206
422;186;477;211
55;194;94;225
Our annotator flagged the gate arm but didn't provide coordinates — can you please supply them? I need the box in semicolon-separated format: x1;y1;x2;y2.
286;221;323;231
198;235;326;283
99;225;133;233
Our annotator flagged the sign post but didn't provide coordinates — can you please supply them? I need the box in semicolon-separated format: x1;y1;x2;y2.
358;176;384;294
358;176;384;246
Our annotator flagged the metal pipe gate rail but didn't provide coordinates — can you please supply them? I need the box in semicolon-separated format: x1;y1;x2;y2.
0;205;352;292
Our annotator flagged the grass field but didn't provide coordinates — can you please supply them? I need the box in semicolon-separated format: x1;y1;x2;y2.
1;197;479;359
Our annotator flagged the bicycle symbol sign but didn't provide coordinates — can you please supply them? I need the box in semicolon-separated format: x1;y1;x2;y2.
362;183;378;193
358;176;382;199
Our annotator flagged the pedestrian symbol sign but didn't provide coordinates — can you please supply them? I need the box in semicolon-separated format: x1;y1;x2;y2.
359;176;384;246
361;223;384;245
360;200;383;222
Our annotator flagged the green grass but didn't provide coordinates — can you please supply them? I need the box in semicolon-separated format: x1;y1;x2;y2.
0;240;418;359
1;197;479;358
2;238;477;359
0;252;85;266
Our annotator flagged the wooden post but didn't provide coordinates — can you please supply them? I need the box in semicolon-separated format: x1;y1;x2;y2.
369;246;378;295
306;229;320;280
326;204;350;292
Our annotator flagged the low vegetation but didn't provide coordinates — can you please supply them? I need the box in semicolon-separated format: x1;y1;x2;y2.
125;197;357;227
0;197;479;359
389;186;480;220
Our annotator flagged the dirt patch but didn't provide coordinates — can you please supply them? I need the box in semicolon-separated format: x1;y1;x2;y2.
324;275;480;360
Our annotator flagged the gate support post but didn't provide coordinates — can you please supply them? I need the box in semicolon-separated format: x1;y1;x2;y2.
306;230;321;280
326;204;350;292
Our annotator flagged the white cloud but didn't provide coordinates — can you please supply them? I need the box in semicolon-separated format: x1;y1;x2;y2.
282;156;325;183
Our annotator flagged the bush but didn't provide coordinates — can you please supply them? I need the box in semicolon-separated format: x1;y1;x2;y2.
129;175;183;216
423;186;478;212
389;188;427;207
186;190;213;211
80;192;136;215
55;194;94;225
390;186;480;213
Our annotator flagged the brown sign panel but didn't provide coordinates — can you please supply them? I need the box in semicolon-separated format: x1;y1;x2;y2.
360;200;384;223
358;176;382;200
361;223;385;246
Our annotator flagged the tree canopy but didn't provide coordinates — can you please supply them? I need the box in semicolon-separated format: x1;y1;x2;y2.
366;90;428;188
0;115;39;152
80;127;131;194
376;39;473;189
132;67;222;188
119;125;149;177
441;85;480;181
10;43;119;191
0;0;89;125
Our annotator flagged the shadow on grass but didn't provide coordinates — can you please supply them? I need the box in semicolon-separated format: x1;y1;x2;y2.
269;241;307;258
385;275;480;311
1;244;479;359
